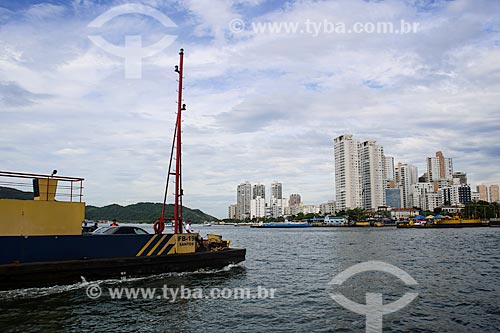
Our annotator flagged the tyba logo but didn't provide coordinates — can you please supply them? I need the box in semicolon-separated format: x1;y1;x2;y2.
328;261;418;333
88;4;177;79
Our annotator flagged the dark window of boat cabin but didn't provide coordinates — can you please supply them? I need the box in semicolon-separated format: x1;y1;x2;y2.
133;228;148;235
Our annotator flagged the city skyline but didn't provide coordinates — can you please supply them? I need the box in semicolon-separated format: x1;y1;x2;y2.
230;141;499;218
1;1;499;218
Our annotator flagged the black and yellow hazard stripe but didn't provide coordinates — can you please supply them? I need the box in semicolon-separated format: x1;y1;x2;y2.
136;234;175;256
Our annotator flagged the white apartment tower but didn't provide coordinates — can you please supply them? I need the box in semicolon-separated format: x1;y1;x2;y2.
383;156;395;188
236;182;252;220
250;196;266;218
334;134;361;211
359;140;385;211
427;151;453;182
397;163;418;208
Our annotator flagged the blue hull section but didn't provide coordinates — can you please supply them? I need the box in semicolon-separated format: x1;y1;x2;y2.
0;234;169;264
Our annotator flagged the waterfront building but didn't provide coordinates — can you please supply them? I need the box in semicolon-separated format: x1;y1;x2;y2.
319;200;336;215
390;208;419;220
426;192;443;211
253;183;265;199
452;172;467;185
271;182;282;199
477;184;500;203
250;196;266;219
397;162;418;208
490;185;499;202
477;184;488;201
385;188;402;208
289;194;301;206
383;156;395;186
269;197;288;218
334;134;361;211
236;182;252;220
427;151;453;182
228;204;237;219
302;204;320;215
410;183;434;210
359;140;385;211
443;184;472;205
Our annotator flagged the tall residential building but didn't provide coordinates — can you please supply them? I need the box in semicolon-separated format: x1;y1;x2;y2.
228;204;237;219
250;196;266;218
477;184;500;203
397;162;418;208
427;151;453;182
253;183;265;199
410;183;434;211
236;182;252;220
452;172;467;185
334;134;361;211
269;198;288;217
490;185;499;202
443;184;471;205
271;182;283;199
320;200;336;215
477;184;488;201
289;194;301;206
359;140;385;211
383;155;395;188
334;134;386;211
385;188;402;208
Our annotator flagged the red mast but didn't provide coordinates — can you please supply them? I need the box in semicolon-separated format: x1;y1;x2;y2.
174;48;185;234
157;48;185;234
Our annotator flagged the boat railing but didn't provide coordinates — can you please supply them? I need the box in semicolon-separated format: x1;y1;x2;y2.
0;171;84;202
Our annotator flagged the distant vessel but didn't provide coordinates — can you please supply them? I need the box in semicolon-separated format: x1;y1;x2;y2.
396;216;489;228
251;221;312;228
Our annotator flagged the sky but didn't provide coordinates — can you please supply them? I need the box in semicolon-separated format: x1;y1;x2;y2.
1;0;499;218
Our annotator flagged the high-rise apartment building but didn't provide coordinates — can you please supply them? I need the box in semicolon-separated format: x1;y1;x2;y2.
228;204;237;219
236;182;252;220
334;134;386;211
289;194;301;206
334;134;361;211
384;155;395;188
271;182;282;199
359;140;385;211
490;185;499;202
397;162;418;208
253;183;265;199
250;196;266;218
320;200;336;215
452;172;467;185
427;151;453;182
477;184;500;203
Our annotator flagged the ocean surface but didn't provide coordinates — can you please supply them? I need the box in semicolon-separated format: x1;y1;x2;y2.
0;226;499;332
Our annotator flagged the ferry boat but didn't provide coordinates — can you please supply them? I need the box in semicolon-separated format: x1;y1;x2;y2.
396;216;488;228
0;49;245;290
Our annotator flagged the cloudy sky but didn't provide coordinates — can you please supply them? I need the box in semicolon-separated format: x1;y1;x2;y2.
1;0;499;218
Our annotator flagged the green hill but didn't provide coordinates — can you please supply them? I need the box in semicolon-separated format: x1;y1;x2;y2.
85;202;218;224
0;186;34;200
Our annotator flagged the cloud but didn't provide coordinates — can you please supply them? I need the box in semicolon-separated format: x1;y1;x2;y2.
1;0;499;218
